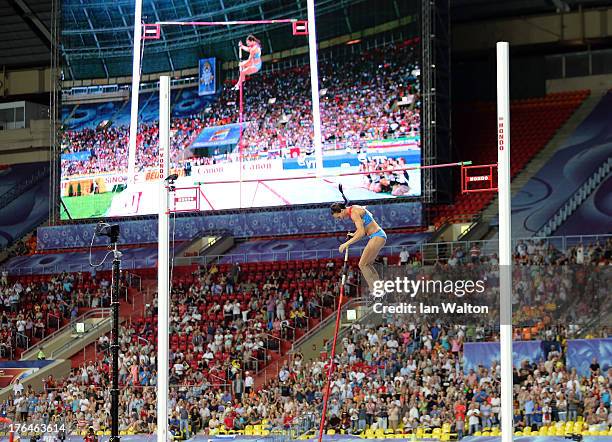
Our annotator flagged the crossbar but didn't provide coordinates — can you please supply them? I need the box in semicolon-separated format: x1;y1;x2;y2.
156;19;299;26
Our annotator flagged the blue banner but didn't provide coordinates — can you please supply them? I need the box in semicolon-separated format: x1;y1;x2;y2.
192;123;243;148
463;341;545;373
0;360;53;387
566;338;612;377
198;58;216;96
34;203;423;250
61;151;92;161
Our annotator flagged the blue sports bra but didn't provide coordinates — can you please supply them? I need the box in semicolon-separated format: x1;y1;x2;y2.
348;206;374;226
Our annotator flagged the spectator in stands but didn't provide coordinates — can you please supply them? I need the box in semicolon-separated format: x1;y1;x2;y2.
399;247;410;266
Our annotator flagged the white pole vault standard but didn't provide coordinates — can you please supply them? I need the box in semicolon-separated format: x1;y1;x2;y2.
496;41;513;442
306;0;324;175
127;0;143;184
157;76;171;442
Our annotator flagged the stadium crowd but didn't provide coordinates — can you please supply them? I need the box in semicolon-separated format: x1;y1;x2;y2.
0;271;108;359
436;237;612;340
61;118;205;176
0;238;609;439
61;39;420;178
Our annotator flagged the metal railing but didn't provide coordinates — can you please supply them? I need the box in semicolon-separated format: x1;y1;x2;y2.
288;410;319;439
47;313;61;330
243;356;259;374
290;297;367;353
4;234;611;276
22;308;110;359
209;372;231;391
322;298;385;354
281;322;296;341
419;233;612;265
125;272;142;291
264;333;282;353
50;314;114;359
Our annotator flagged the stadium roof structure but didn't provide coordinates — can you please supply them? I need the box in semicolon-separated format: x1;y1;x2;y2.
59;0;417;80
1;0;609;74
1;0;53;68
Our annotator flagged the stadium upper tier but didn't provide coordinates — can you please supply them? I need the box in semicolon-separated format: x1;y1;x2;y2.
429;90;590;226
60;0;418;80
60;39;420;178
510;90;612;237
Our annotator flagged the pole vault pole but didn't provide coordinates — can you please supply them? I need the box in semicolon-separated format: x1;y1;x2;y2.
157;75;171;442
496;41;513;442
317;245;349;442
239;45;244;209
127;0;143;185
306;0;325;175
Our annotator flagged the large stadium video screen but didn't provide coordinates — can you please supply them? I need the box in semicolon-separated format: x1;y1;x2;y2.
60;3;421;219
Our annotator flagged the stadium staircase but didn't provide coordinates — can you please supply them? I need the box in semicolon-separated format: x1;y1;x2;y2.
174;229;235;266
21;309;113;361
5;272;150;369
535;156;612;237
0;307;121;401
68;282;150;368
428;90;592;243
477;90;602;226
285;296;389;438
119;259;361;389
288;296;370;362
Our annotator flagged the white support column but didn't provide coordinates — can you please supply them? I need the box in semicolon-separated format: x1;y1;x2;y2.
157;75;171;442
306;0;324;174
127;0;143;184
496;41;513;442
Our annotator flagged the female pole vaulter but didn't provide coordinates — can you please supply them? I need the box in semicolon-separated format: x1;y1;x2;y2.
330;185;387;293
233;35;262;90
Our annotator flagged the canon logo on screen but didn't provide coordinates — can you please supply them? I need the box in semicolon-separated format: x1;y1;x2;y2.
498;117;505;151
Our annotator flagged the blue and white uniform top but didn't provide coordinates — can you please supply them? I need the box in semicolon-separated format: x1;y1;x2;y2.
347;206;387;240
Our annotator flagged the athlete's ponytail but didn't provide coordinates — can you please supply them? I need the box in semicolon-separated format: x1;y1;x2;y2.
338;184;350;205
331;184;350;214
